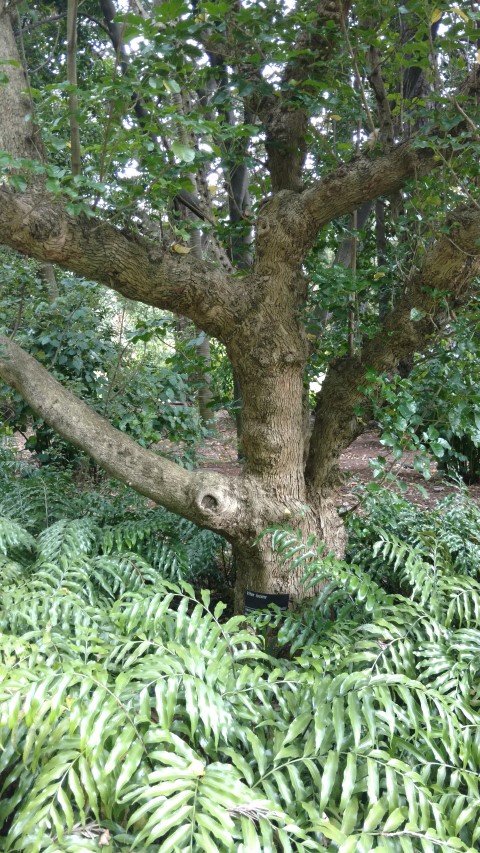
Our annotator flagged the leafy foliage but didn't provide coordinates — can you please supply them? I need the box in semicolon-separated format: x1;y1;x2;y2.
259;527;480;850
1;507;480;849
0;467;223;585
0;517;298;851
347;488;480;588
0;257;206;468
362;301;480;484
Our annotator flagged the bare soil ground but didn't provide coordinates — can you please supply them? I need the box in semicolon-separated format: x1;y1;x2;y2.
160;410;480;511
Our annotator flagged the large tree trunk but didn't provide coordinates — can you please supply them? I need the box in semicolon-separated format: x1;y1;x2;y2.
232;496;345;614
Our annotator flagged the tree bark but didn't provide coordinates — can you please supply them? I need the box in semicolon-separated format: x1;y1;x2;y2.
0;1;42;161
1;2;480;613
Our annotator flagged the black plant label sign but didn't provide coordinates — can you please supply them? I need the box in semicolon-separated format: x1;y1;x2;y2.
244;590;290;614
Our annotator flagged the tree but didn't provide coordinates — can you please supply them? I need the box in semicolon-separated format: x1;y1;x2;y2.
0;0;479;610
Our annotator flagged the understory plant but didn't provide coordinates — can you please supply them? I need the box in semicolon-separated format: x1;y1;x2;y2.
346;488;480;588
0;460;223;585
1;508;480;850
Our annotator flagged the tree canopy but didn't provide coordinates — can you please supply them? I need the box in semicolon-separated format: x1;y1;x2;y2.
0;0;479;606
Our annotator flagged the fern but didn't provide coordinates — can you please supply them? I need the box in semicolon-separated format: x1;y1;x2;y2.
2;514;480;849
0;516;36;561
0;470;82;532
347;489;480;587
100;510;223;582
251;528;480;850
0;470;225;583
0;529;301;852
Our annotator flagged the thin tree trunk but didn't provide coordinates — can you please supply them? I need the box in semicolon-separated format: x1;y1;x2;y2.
347;209;357;356
0;3;59;307
67;0;81;176
171;91;215;426
38;263;59;302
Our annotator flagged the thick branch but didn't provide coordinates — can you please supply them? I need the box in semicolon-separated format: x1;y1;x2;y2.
298;141;435;240
0;335;251;537
0;188;238;341
0;0;42;161
305;205;480;490
283;65;480;248
253;141;437;273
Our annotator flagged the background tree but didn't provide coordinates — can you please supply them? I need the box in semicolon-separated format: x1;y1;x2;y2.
0;0;480;610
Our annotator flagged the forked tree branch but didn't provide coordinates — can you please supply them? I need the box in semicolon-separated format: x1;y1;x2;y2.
305;205;480;490
264;0;352;192
275;63;480;247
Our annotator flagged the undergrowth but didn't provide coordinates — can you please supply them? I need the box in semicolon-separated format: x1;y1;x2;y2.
0;452;224;585
1;504;480;850
346;487;480;589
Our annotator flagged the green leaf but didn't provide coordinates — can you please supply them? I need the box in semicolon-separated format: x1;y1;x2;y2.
282;711;311;746
104;724;136;775
320;750;339;811
383;806;407;832
158;821;192;852
363;797;387;831
115;740;144;795
163;78;181;94
171;141;196;163
410;308;426;322
340;752;357;811
68;766;85;816
57;785;75;831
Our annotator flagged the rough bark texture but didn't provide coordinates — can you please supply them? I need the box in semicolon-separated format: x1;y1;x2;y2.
0;2;41;161
1;3;480;610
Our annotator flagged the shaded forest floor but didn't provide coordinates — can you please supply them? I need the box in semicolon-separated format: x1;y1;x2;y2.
159;410;480;511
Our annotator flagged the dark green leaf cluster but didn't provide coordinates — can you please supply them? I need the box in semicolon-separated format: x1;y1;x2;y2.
360;301;480;484
0;260;207;468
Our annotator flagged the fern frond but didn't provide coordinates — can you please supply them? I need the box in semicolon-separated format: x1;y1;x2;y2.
0;516;36;561
35;519;98;565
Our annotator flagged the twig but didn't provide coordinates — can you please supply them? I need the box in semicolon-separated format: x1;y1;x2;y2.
451;96;480;140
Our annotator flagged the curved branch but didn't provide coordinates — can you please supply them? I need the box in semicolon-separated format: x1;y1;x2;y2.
0;188;238;341
253;140;435;272
305;205;480;490
0;335;249;537
299;141;435;239
289;66;480;246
